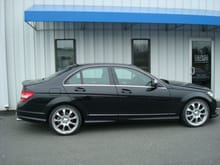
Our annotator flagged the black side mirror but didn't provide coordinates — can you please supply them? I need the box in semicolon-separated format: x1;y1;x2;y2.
151;79;158;88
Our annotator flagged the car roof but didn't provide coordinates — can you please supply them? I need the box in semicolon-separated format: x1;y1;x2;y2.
75;63;136;68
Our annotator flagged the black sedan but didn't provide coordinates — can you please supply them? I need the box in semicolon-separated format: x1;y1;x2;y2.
17;64;218;135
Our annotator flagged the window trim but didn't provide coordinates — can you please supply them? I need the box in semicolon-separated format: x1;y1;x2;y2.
55;39;76;72
131;39;151;73
62;65;167;89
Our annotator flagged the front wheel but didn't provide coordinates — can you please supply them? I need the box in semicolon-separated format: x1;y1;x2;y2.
49;105;82;135
181;99;210;127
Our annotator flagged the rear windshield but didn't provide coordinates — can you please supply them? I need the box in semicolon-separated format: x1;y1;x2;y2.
44;65;77;80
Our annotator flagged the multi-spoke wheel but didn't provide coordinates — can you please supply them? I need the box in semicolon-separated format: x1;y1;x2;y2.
181;99;210;127
49;105;82;135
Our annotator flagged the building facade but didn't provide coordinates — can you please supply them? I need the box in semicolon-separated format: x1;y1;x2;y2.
1;0;220;110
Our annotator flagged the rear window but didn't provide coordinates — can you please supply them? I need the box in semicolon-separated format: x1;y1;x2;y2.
45;65;77;80
65;67;110;85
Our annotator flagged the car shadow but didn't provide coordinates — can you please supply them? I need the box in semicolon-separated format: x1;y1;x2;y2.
17;119;181;136
80;119;182;134
17;117;219;136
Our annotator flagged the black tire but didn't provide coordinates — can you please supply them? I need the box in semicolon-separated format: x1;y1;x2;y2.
181;99;210;127
49;105;82;135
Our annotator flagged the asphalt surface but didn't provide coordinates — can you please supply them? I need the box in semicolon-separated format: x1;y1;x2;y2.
0;111;220;165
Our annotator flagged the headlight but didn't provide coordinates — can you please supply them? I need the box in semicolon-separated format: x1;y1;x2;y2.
207;91;214;97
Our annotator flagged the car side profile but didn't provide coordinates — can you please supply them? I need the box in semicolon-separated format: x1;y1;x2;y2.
17;64;218;135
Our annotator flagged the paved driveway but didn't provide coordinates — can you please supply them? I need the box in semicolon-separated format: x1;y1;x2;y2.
0;111;220;165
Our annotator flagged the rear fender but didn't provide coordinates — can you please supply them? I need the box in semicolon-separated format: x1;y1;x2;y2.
45;96;86;121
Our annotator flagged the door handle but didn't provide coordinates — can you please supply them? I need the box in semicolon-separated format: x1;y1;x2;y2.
74;87;86;92
121;88;132;94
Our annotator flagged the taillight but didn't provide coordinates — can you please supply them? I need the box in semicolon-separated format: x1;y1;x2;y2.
20;90;34;102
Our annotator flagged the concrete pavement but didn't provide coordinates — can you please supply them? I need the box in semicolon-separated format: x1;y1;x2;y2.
0;111;220;165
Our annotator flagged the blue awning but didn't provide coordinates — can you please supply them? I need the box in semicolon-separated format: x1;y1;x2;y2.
25;5;220;26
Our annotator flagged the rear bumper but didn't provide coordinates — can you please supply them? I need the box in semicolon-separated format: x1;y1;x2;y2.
17;110;47;122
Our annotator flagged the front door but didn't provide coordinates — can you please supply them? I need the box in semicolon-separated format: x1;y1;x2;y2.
112;67;173;117
191;40;212;89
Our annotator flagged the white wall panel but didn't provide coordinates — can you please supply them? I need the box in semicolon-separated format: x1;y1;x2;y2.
167;31;176;80
94;23;104;63
175;31;184;81
5;0;17;109
150;25;159;77
14;0;26;102
24;0;36;80
214;32;220;99
0;0;9;110
103;24;114;63
122;29;131;64
158;31;167;79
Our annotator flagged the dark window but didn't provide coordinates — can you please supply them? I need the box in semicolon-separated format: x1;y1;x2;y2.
113;67;152;86
55;39;76;71
192;41;212;88
65;67;110;85
65;72;81;84
132;39;150;72
82;67;110;85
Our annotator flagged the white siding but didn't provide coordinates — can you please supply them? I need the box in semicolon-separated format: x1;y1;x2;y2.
0;0;9;110
1;0;220;110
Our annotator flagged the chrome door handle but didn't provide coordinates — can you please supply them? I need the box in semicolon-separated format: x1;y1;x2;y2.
74;87;86;92
121;89;132;94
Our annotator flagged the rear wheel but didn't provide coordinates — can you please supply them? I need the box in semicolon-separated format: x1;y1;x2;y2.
49;105;82;135
181;99;210;127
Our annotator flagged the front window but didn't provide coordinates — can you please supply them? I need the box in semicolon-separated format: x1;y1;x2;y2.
55;39;76;71
113;67;152;86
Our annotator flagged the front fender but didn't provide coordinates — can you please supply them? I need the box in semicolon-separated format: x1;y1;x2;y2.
179;92;215;115
181;92;212;104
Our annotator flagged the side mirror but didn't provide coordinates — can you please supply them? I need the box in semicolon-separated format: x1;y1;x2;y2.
151;79;158;88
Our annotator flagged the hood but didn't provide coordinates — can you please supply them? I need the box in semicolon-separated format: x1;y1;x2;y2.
162;80;210;91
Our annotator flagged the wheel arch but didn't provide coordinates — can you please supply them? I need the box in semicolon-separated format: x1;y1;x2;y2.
45;96;86;122
179;94;212;117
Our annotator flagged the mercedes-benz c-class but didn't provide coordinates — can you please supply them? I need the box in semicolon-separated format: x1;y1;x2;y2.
17;64;218;135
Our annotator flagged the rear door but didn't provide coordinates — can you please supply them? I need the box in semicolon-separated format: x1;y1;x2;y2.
63;66;119;117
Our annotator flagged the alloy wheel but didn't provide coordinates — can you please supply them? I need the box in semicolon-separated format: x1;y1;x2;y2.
184;100;209;127
50;106;81;135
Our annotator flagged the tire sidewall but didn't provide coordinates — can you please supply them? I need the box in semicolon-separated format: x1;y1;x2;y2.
49;105;82;135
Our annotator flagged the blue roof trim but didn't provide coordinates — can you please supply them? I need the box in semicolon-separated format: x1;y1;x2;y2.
25;5;220;26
